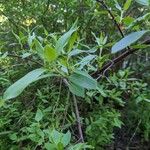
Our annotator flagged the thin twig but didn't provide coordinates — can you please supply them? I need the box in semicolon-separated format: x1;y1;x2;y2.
73;95;84;143
127;120;141;148
92;48;137;78
92;38;150;79
62;91;70;129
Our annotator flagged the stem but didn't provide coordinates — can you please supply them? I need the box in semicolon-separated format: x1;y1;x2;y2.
93;0;150;78
62;91;70;129
73;95;84;143
96;0;124;38
52;79;62;118
63;79;84;143
127;120;141;148
92;39;150;79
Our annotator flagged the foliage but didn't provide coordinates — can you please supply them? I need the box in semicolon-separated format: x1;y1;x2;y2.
0;0;150;149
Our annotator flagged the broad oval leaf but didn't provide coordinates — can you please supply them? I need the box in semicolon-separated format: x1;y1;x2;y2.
44;45;58;62
3;68;46;100
69;70;97;90
112;30;149;53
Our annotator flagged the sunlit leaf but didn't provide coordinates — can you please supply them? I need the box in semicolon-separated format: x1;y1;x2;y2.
123;0;132;11
44;45;58;62
67;31;78;52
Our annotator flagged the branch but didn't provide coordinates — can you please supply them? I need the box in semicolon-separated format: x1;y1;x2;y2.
93;0;150;79
92;39;150;79
96;0;124;38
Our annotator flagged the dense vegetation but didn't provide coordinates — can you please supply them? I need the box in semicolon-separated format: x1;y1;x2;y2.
0;0;150;149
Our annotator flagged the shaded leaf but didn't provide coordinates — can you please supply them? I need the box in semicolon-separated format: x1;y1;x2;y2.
68;82;85;97
62;131;71;147
35;109;43;122
69;70;97;89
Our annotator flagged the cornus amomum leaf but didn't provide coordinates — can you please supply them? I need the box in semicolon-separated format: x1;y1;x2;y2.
3;68;46;100
112;30;149;53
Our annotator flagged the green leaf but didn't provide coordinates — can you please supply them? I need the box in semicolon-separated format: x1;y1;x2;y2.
76;55;96;70
35;109;43;122
34;39;44;58
3;68;46;100
113;0;122;11
68;82;85;97
28;32;35;48
62;131;71;147
0;99;5;108
44;45;58;62
113;118;122;128
55;24;78;53
67;32;78;52
123;0;132;11
127;13;150;29
9;133;18;141
135;0;150;6
51;130;62;144
68;143;94;150
69;70;97;90
68;49;96;58
45;143;56;150
112;30;149;53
